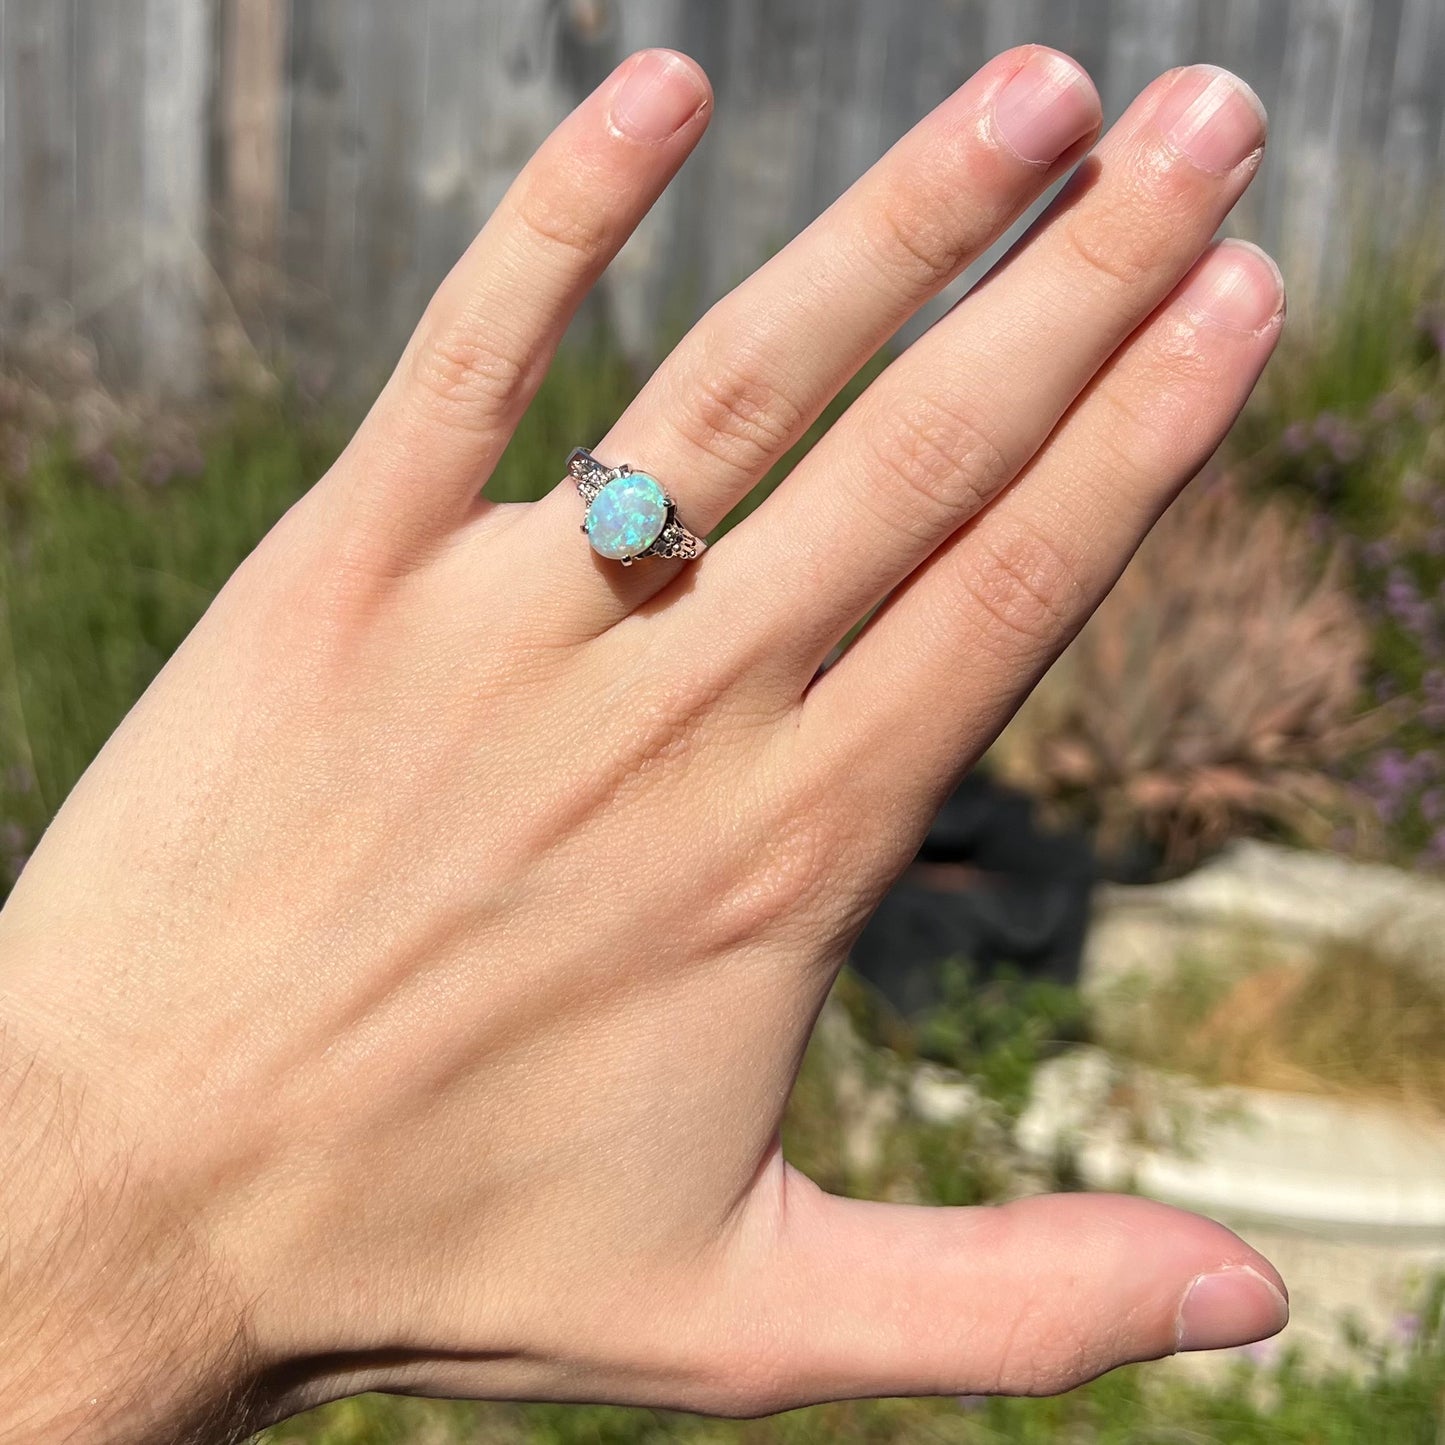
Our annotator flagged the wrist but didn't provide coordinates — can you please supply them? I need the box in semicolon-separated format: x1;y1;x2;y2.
0;996;260;1444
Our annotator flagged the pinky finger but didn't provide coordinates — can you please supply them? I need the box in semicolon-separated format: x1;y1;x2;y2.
804;238;1285;817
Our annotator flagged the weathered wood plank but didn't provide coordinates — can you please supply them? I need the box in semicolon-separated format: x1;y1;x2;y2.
6;0;1445;395
350;2;426;371
0;0;75;330
72;0;147;381
1103;0;1193;120
414;0;495;294
217;0;290;346
986;0;1046;55
282;0;357;383
141;0;212;394
1274;0;1349;298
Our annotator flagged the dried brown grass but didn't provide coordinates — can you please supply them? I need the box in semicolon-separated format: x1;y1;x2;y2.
1106;939;1445;1117
995;477;1393;871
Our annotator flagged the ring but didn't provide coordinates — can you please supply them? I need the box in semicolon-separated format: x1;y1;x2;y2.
568;447;708;566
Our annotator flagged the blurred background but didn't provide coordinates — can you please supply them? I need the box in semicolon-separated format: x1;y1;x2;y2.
2;1;1445;1442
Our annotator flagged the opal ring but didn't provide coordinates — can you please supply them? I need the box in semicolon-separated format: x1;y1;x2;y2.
568;447;708;565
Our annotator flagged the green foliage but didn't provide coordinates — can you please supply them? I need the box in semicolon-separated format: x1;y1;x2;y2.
1225;217;1445;868
485;345;641;503
779;985;1021;1210
910;958;1085;1118
0;397;345;890
836;959;1083;1121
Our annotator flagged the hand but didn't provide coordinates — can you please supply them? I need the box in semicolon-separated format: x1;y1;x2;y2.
0;46;1288;1442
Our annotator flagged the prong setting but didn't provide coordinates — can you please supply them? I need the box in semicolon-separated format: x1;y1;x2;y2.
570;446;707;564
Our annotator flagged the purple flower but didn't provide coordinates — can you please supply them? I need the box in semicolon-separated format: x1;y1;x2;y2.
1416;302;1445;355
1241;1334;1283;1365
1364;750;1414;822
1371;392;1405;425
141;453;174;489
87;449;122;489
1373;749;1413;792
3;765;34;795
1281;420;1312;456
1362;538;1397;571
1383;569;1436;636
1314;412;1364;464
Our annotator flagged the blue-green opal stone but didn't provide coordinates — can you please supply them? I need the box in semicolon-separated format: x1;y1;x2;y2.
584;472;668;560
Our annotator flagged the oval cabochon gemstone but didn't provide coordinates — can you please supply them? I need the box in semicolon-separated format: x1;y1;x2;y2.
584;472;669;560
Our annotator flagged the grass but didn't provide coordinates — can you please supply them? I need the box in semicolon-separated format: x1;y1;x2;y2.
0;397;344;879
1098;936;1445;1118
836;961;1086;1122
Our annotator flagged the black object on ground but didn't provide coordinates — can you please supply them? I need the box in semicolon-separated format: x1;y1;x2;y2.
850;772;1097;1020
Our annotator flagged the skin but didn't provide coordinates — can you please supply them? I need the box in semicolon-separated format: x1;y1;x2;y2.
0;46;1289;1444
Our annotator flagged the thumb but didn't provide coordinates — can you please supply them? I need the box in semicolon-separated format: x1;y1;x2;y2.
710;1172;1288;1413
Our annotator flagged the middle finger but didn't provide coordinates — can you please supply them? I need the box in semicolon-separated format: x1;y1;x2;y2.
700;64;1267;679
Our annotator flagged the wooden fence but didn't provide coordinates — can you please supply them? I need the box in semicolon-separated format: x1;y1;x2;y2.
1;0;1444;397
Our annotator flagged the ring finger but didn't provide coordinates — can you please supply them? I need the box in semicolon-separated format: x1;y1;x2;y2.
511;45;1101;625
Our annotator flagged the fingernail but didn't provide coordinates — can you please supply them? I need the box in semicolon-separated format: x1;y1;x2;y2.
1155;65;1266;173
1179;241;1285;331
609;50;708;143
993;50;1100;165
1176;1266;1289;1353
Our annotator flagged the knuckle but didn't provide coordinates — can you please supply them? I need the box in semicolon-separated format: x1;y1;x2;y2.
962;1203;1121;1397
672;361;805;477
1149;315;1226;392
1057;206;1158;293
959;520;1082;655
1082;403;1174;514
1091;330;1220;478
704;801;833;953
407;327;537;430
1094;381;1184;478
861;393;1011;533
992;1340;1100;1397
862;190;971;291
509;171;612;261
687;1362;794;1420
